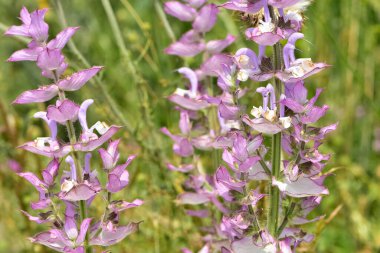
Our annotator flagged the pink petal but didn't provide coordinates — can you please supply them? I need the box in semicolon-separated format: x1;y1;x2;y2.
47;99;80;124
5;25;30;37
268;0;302;8
221;1;265;14
90;223;140;246
47;27;80;49
186;0;207;8
245;28;285;46
168;94;209;111
165;41;205;57
76;218;92;245
57;66;103;91
164;1;197;22
29;9;49;42
231;237;277;253
7;47;43;62
17;172;47;192
109;199;144;212
13;85;59;104
18;142;72;158
206;34;235;54
200;54;233;77
192;4;219;33
178;192;210;205
272;175;329;198
60;183;99;201
242;116;283;135
74;126;121;152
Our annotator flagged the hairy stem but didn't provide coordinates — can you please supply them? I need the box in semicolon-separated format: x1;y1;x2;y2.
268;5;283;238
276;202;296;237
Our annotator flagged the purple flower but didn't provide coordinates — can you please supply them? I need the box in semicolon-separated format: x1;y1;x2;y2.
106;155;135;193
6;7;78;63
19;111;73;158
168;68;209;111
6;6;143;252
17;159;59;210
59;156;100;202
243;84;291;134
281;87;329;124
99;139;121;170
31;203;92;251
47;99;80;124
276;33;329;82
74;99;121;152
37;48;67;79
221;132;261;172
245;3;284;46
215;166;245;201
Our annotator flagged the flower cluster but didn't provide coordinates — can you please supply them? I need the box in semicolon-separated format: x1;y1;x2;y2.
164;0;235;59
163;0;335;252
5;7;142;253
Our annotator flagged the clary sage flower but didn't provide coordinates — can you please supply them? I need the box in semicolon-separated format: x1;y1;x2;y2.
162;0;335;252
5;6;143;253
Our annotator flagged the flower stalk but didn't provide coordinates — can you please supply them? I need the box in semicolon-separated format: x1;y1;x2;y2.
4;6;143;252
268;5;283;237
163;0;336;252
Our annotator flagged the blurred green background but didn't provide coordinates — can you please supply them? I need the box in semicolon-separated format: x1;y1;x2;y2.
0;0;379;252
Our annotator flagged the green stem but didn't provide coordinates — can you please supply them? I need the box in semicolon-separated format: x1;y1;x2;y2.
154;0;177;43
267;6;283;238
268;132;281;235
276;202;296;237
